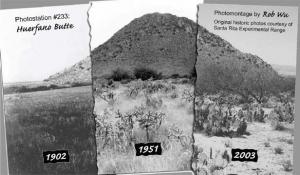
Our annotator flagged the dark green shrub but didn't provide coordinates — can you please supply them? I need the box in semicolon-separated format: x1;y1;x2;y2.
282;160;293;172
71;82;91;87
237;119;247;135
4;84;70;94
273;121;286;131
48;84;59;89
134;67;162;80
190;67;197;78
264;142;271;147
253;107;265;122
274;147;283;154
110;68;131;81
269;102;294;123
171;74;180;79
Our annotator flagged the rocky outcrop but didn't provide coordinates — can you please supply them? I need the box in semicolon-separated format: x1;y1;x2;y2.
44;57;91;85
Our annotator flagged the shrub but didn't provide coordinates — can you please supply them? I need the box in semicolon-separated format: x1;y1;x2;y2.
163;84;176;93
192;145;229;175
71;82;91;87
170;92;178;99
182;89;194;103
274;147;283;154
110;68;131;81
286;139;293;145
279;138;293;145
274;103;294;123
264;142;271;147
269;110;287;131
127;86;140;98
134;67;162;80
4;84;70;94
171;74;180;79
236;119;247;135
145;95;163;110
282;160;293;172
224;140;232;148
180;79;190;84
253;107;265;122
120;79;131;84
272;121;286;131
190;67;197;78
145;82;165;94
48;84;59;89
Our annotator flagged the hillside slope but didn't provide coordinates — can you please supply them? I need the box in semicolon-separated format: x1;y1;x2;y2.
44;57;91;85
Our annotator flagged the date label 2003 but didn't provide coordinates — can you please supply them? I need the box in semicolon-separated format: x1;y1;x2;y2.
43;150;70;163
231;149;258;162
135;143;162;156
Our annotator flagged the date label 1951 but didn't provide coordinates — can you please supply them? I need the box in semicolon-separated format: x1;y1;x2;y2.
135;143;162;156
231;149;258;162
43;150;70;163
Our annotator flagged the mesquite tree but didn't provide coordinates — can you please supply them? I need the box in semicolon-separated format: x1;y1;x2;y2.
196;57;283;104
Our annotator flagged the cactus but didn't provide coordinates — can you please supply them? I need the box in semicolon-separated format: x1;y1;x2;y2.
192;145;229;175
195;100;248;137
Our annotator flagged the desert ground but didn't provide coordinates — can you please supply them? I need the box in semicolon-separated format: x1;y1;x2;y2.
194;121;294;175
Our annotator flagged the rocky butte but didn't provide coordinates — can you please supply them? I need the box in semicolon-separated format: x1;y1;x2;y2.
45;13;280;86
91;13;198;80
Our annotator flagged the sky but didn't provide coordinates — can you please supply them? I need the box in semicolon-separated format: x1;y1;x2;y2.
0;4;90;83
197;4;298;66
1;1;296;83
89;0;204;49
90;1;298;67
0;0;203;83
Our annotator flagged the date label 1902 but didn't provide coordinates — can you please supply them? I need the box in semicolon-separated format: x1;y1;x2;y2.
43;150;69;163
231;149;258;162
135;143;162;156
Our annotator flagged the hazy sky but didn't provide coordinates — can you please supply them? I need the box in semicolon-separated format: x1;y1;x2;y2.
198;4;298;66
0;4;90;83
90;0;204;49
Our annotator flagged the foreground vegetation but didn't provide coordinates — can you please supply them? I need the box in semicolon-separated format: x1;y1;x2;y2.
94;72;195;173
192;57;295;175
4;81;91;95
4;86;97;175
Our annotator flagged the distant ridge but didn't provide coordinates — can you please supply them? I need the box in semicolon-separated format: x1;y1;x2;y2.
271;64;296;77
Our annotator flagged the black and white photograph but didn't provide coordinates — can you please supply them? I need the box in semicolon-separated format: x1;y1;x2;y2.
192;4;298;175
0;5;97;175
89;0;201;174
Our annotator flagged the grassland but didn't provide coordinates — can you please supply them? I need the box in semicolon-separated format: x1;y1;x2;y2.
4;86;97;175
